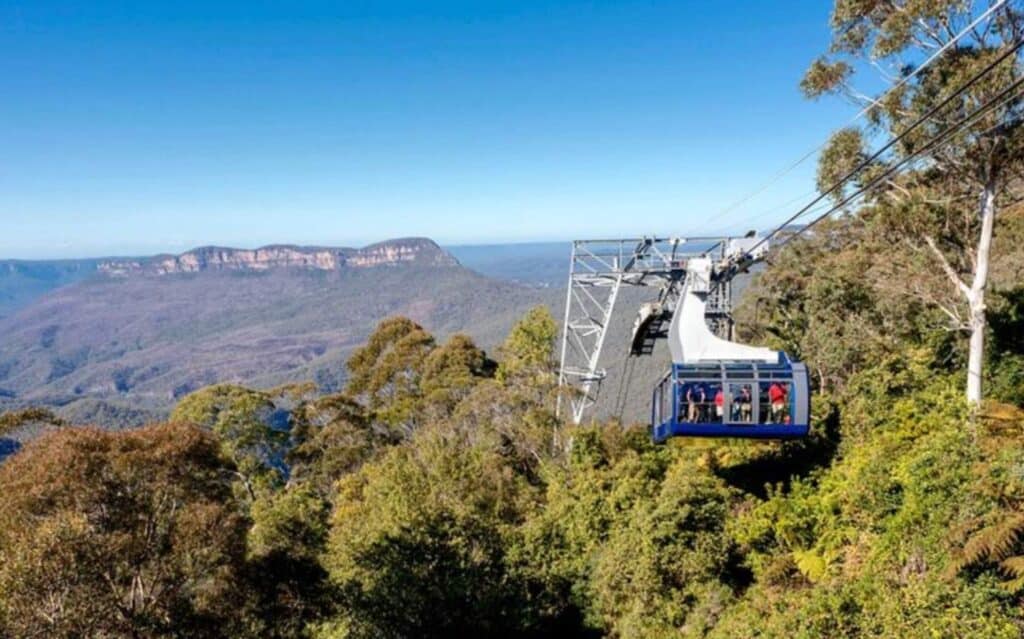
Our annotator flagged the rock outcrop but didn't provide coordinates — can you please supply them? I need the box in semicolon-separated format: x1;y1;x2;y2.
98;238;458;276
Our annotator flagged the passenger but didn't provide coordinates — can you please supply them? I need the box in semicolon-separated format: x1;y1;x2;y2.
702;383;713;422
737;385;753;422
714;387;724;422
768;382;787;423
695;383;709;422
686;383;702;422
674;383;686;425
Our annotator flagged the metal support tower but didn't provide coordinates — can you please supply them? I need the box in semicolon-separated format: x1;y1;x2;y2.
556;235;759;425
557;234;765;423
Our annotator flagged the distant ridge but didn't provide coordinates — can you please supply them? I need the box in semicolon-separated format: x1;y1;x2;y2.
0;237;558;428
98;237;459;276
0;258;104;319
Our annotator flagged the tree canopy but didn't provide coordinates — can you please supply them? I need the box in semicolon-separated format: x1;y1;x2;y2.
803;0;1024;404
0;423;250;638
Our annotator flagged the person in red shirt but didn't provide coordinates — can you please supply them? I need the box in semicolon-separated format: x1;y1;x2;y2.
714;387;724;422
768;382;787;423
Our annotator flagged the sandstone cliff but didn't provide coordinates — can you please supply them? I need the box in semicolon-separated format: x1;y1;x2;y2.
98;238;458;276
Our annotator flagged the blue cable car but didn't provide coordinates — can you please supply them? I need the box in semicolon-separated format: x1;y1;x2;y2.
651;357;810;441
645;257;810;442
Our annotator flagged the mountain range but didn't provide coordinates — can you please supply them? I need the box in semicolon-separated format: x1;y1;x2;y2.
0;238;563;425
0;241;570;319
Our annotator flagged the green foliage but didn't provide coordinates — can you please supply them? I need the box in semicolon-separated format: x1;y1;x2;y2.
288;392;379;497
172;384;288;502
951;404;1024;596
0;423;251;638
816;127;869;201
800;57;852;98
445;307;562;473
510;427;742;638
318;426;542;638
247;485;335;639
497;305;558;385
345;317;496;438
346;317;435;434
10;235;1024;638
420;333;495;419
712;373;1021;637
988;287;1024;405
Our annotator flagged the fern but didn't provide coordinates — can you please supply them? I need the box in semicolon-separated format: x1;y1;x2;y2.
955;512;1024;593
961;513;1024;565
793;548;827;583
980;402;1024;446
999;556;1024;593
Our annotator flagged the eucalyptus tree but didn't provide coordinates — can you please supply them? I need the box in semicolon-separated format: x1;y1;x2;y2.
346;316;436;436
171;384;289;502
0;423;250;638
803;1;1024;404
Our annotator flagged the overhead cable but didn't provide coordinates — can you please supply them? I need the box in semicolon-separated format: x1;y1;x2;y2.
747;37;1024;257
712;0;1010;224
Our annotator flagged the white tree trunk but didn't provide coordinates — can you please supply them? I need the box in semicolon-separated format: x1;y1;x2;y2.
966;180;997;406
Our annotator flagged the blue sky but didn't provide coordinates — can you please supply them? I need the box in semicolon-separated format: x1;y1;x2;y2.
0;1;856;259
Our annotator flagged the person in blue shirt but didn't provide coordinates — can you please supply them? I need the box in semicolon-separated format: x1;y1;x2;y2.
675;380;692;421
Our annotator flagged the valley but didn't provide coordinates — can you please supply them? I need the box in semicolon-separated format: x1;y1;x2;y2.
0;239;563;426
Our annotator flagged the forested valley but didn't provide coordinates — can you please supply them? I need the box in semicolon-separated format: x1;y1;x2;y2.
4;1;1024;637
2;196;1024;637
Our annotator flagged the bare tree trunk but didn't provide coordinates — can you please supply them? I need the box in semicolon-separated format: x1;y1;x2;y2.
966;179;997;406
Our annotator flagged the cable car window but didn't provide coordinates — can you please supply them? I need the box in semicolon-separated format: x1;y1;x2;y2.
758;381;791;424
678;381;717;423
709;383;724;423
676;382;688;422
681;382;701;422
729;383;754;423
663;378;671;423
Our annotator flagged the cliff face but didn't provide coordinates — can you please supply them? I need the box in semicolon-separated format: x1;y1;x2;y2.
0;250;552;427
98;238;458;276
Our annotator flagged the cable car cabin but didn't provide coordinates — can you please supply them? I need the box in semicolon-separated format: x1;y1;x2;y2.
651;357;809;441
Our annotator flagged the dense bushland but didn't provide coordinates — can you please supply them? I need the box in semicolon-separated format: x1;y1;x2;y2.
4;2;1024;635
2;203;1024;636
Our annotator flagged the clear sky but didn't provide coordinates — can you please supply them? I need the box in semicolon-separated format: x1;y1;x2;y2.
0;1;857;259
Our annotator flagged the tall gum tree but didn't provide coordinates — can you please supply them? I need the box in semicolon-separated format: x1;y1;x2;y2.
804;1;1024;405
